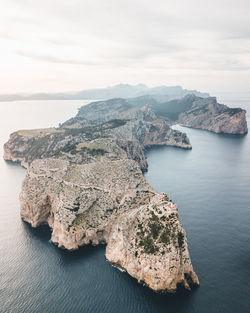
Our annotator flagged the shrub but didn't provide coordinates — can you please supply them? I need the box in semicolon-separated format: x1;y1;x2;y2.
139;236;158;254
159;229;171;245
148;222;161;239
178;232;185;248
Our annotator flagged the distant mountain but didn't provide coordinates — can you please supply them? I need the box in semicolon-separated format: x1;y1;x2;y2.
0;84;209;102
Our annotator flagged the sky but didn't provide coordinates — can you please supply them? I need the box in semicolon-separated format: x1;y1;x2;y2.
0;0;250;94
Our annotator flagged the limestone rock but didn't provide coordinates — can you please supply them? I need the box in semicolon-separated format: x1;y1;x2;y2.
3;96;201;293
106;193;199;291
20;158;199;292
151;94;248;135
4;119;191;171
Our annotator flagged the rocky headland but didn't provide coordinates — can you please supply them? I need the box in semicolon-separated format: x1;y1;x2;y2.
20;158;199;291
60;94;248;135
4;94;247;292
3;102;191;171
150;94;248;134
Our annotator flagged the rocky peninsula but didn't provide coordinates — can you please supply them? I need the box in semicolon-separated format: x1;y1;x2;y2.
150;94;248;134
3;95;247;292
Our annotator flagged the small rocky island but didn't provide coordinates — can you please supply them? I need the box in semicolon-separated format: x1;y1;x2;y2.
3;94;247;292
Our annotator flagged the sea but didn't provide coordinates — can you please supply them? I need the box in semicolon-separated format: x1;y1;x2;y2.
0;94;250;313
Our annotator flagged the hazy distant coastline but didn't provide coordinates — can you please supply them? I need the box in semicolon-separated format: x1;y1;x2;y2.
0;83;209;102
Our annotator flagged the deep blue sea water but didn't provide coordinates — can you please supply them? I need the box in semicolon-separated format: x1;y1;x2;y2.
0;96;250;313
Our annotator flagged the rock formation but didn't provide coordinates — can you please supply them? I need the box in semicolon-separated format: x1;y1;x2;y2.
20;158;199;292
3;105;191;171
4;94;248;291
106;192;199;291
61;95;248;134
3;98;200;292
150;94;248;134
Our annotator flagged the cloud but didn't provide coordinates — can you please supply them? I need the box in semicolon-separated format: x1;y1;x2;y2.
16;50;100;66
0;0;250;93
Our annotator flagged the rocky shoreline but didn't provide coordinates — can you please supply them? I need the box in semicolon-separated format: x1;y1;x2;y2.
3;94;247;292
19;158;199;291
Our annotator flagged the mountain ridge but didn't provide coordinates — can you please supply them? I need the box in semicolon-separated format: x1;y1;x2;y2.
0;83;209;102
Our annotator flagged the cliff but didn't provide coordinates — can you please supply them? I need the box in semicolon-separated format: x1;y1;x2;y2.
3;91;247;293
4;108;191;171
20;158;199;292
106;192;199;291
4;93;247;291
151;94;248;135
61;95;248;135
3;99;199;293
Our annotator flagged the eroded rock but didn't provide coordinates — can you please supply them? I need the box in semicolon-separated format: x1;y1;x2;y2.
20;158;199;291
3;97;202;292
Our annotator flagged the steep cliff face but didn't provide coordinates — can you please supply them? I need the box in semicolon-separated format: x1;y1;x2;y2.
4;97;200;293
3;92;248;293
3;128;64;168
20;158;153;250
20;158;199;292
4;118;191;171
178;105;248;134
106;193;199;291
62;95;248;135
151;95;248;134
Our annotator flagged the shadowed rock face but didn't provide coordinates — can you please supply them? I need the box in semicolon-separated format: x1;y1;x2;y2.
150;94;248;134
3;107;191;171
62;95;248;134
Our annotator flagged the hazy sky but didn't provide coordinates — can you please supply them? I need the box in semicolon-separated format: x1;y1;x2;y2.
0;0;250;94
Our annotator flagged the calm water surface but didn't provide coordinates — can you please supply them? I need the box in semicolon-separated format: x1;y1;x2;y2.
0;97;250;313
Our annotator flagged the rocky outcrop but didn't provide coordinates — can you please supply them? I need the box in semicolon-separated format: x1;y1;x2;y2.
151;94;248;135
3;116;191;171
178;103;248;135
62;95;248;135
4;97;199;293
3;128;64;168
4;93;248;292
20;158;199;292
20;158;152;248
106;193;199;291
60;98;156;128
